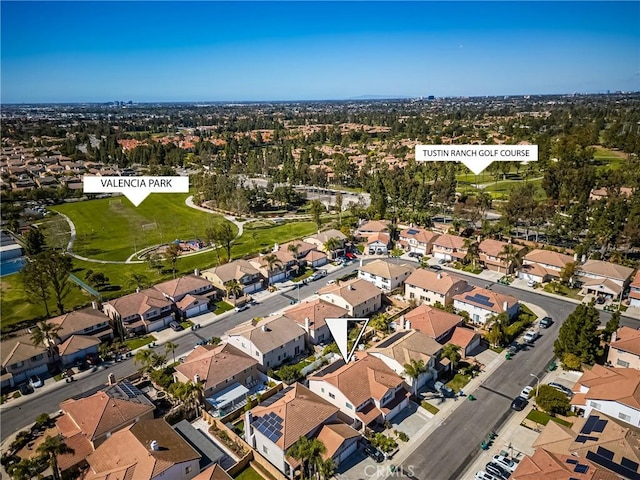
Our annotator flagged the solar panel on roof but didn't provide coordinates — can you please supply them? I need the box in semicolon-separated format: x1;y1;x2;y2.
407;229;419;235
621;458;639;472
581;415;598;434
593;419;608;432
574;464;589;474
566;459;578;464
597;447;614;461
575;435;587;443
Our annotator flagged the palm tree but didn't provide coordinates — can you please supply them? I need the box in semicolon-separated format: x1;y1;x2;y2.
319;458;337;480
287;437;327;480
134;349;154;373
287;243;300;259
182;381;204;418
126;273;148;290
441;344;462;370
499;243;521;274
323;237;342;259
263;254;283;284
30;321;61;360
403;359;427;397
225;279;243;300
36;435;74;480
164;341;178;365
463;238;480;268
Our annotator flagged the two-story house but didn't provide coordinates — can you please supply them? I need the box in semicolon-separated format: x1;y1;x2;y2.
357;259;415;292
432;234;470;262
404;269;468;306
478;239;526;274
519;249;575;284
102;287;175;335
49;305;113;343
283;299;348;346
304;229;348;258
607;326;640;370
453;285;519;325
244;383;360;479
575;260;635;301
570;365;640;427
629;271;640;308
1;334;51;388
225;316;306;371
317;278;383;318
154;274;215;303
201;259;266;296
174;343;261;415
356;220;389;239
308;354;410;431
367;330;443;394
249;250;296;285
398;227;440;256
367;232;391;255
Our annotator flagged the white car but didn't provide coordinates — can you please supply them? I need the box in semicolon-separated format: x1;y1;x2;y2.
520;385;534;399
523;330;539;343
527;279;537;287
474;471;500;480
29;375;43;388
492;455;517;472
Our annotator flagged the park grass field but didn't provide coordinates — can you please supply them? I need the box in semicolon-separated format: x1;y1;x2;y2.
50;193;233;261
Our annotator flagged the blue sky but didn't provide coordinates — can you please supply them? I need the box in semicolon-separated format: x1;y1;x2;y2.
1;1;639;103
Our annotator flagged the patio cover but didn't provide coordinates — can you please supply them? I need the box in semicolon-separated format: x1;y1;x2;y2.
205;382;249;410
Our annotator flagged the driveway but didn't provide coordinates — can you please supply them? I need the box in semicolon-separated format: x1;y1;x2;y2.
389;401;431;438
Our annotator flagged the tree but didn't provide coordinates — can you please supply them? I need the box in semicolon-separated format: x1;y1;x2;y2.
334;191;343;224
277;365;301;384
287;242;300;259
88;272;109;288
225;279;243;299
216;222;235;261
36;435;74;480
499;243;521;274
559;261;578;286
164;243;181;279
23;228;46;256
126;273;148;290
21;259;51;317
403;359;427;396
287;436;327;480
30;321;61;360
463;238;480;268
486;319;506;348
134;349;154;373
309;200;325;230
554;302;601;367
323;237;342;259
7;457;40;480
369;313;391;332
164;341;178;365
441;344;461;370
205;224;222;266
535;385;570;415
319;458;337;480
602;310;620;343
263;254;283;283
39;251;72;315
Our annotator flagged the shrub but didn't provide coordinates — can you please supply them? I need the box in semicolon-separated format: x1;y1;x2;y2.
535;385;570;415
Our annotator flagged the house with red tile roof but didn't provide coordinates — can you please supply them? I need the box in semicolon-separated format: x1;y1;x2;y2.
102;288;176;334
317;278;383;317
629;271;640;308
478;239;526;274
283;299;348;346
607;326;640;370
570;365;640;427
453;285;520;325
404;269;468;307
575;260;635;300
432;234;471;262
308;354;410;431
511;447;617;480
398;227;439;255
366;232;391;255
519;249;575;284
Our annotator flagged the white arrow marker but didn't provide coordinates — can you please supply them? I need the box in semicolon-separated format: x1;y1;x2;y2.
325;317;370;363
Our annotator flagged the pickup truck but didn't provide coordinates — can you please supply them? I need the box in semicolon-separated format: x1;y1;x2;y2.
523;329;540;343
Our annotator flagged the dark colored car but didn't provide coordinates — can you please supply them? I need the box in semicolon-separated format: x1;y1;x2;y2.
511;396;528;411
429;265;442;271
364;444;385;463
19;383;34;395
539;317;553;329
169;321;183;331
486;461;511;479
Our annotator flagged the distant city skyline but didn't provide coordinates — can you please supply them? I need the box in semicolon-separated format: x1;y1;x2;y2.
1;1;639;103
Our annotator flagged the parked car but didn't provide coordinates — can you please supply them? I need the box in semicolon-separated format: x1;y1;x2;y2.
29;375;43;388
486;461;511;479
520;386;533;399
596;296;606;304
474;471;501;480
326;279;336;285
19;383;34;395
548;382;573;397
511;395;528;411
539;317;553;328
169;321;183;331
492;455;517;472
429;264;442;271
408;251;423;258
522;330;539;343
363;444;384;463
434;381;454;397
76;360;90;371
438;258;447;264
527;279;537;287
235;304;250;312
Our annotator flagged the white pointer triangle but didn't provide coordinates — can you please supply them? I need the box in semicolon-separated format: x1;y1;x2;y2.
325;317;370;363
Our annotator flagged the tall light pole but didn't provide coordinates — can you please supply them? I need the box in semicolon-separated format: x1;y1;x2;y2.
530;373;540;398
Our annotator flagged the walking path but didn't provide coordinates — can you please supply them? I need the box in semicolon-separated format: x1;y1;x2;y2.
184;196;246;238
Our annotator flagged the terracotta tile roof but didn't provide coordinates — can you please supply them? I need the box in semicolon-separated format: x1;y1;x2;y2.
524;249;574;269
610;326;640;356
358;259;415;280
60;391;155;441
175;294;210;312
154;274;213;299
174;343;258;392
403;304;463;339
368;330;442;363
520;262;556;278
105;288;172;319
578;260;634;282
49;307;110;340
358;220;389;233
478;239;525;258
318;278;382;308
283;299;347;331
454;285;519;314
404;269;468;295
192;464;232;480
310;354;405;407
250;383;339;450
1;335;48;368
447;327;479;350
367;232;391;246
580;277;624;295
307;229;347;244
226;315;304;354
202;259;262;284
57;433;94;471
573;366;640;410
433;234;467;250
512;448;613;480
304;249;327;262
316;423;360;461
399;228;439;245
631;271;640;289
85;419;200;479
280;240;318;257
58;335;100;357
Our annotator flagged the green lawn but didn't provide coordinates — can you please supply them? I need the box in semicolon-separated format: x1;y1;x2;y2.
446;373;472;392
214;301;234;314
231;220;317;258
51;194;233;261
124;335;156;350
421;401;440;415
526;409;572;427
234;467;265;480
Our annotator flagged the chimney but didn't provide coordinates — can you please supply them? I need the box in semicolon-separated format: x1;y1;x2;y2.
107;373;116;385
194;268;200;276
359;258;363;267
246;411;253;434
304;317;310;332
262;325;268;332
503;301;508;311
150;440;159;451
437;272;442;280
477;235;481;243
194;373;200;384
573;253;578;261
348;284;354;290
405;319;411;330
581;254;586;263
136;287;141;293
273;243;279;252
91;301;98;310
